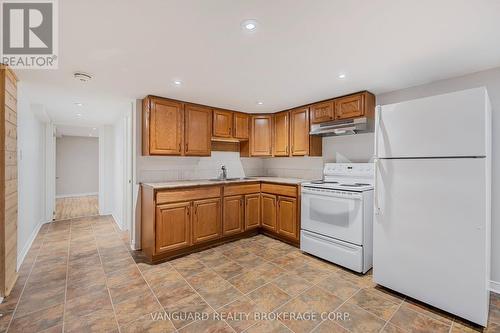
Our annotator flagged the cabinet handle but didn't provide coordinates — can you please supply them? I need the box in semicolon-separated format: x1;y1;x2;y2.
179;143;181;151
186;207;190;216
185;143;188;151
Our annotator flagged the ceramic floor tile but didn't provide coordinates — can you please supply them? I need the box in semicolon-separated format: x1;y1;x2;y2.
347;288;402;320
64;288;113;322
217;296;261;332
336;302;386;333
245;320;293;333
105;264;143;288
64;308;118;333
316;274;360;300
171;257;209;278
199;283;244;310
228;262;284;294
9;303;64;333
211;260;245;280
163;293;213;329
272;273;312;297
154;280;198;308
108;277;151;305
380;323;408;333
247;283;291;312
120;312;176;333
178;319;233;333
313;319;350;332
400;299;454;325
113;292;163;326
389;305;451;333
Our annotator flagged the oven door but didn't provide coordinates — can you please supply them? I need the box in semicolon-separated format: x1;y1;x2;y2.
301;187;364;245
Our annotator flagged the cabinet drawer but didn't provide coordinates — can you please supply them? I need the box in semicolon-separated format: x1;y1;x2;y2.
156;186;221;204
223;183;260;196
261;183;297;197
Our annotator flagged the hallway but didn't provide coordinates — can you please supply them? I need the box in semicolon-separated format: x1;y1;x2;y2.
54;195;99;221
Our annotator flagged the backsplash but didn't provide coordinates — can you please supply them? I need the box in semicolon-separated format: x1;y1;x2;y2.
137;151;264;183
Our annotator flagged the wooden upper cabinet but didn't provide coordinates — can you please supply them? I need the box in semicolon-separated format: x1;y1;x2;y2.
335;93;364;120
192;198;221;244
155;202;191;253
184;104;212;156
144;98;183;155
245;194;260;230
277;196;298;241
223;195;244;236
261;193;277;231
273;112;289;157
233;112;249;139
310;101;334;124
290;107;310;156
250;115;272;156
213;109;233;138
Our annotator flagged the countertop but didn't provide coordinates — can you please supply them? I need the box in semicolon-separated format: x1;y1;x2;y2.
141;177;315;189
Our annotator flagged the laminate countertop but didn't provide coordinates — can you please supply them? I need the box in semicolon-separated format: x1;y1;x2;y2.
141;177;315;190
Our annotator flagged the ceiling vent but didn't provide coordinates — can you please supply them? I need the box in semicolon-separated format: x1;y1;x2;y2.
73;72;93;83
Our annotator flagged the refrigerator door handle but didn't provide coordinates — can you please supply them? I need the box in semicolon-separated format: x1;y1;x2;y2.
374;158;381;216
374;105;382;158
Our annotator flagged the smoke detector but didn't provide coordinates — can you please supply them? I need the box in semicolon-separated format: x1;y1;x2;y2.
73;72;93;83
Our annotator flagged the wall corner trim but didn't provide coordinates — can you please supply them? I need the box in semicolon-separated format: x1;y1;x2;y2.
490;280;500;295
17;219;48;271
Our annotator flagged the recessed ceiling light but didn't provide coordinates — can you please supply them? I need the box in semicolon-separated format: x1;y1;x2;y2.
73;72;93;83
257;101;264;105
338;73;346;79
92;127;97;130
173;80;182;86
76;113;82;117
241;19;258;32
75;102;83;107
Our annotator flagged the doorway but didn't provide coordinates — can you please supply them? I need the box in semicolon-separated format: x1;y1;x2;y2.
54;126;99;220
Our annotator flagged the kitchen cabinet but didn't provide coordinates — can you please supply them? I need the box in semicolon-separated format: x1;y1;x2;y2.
261;193;277;231
277;196;298;241
184;104;212;156
143;97;184;155
245;194;260;230
310;101;334;124
223;195;244;236
155;202;191;253
273;111;289;156
192;198;221;244
233;112;249;139
213;109;233;138
290;107;309;156
335;94;364;119
250;115;272;156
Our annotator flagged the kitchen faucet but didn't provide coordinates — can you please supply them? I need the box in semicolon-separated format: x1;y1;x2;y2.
221;165;227;180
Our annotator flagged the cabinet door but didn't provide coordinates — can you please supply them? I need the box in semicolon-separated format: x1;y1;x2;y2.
185;104;212;156
261;193;277;231
335;94;364;120
245;194;260;230
233;113;249;139
290;107;309;156
213;109;233;138
192;198;221;244
223;195;244;236
250;115;272;156
277;196;298;241
148;98;184;155
273;112;289;156
155;202;191;253
310;101;334;124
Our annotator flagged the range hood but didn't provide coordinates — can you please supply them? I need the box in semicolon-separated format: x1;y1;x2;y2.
310;117;373;136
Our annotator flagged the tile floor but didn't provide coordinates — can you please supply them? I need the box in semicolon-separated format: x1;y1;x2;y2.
55;195;99;221
0;215;499;333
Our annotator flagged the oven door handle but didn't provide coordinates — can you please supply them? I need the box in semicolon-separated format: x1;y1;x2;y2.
301;188;363;200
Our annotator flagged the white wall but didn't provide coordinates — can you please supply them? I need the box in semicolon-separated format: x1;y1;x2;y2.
113;117;125;229
376;66;500;285
99;125;115;215
17;84;49;267
56;136;99;197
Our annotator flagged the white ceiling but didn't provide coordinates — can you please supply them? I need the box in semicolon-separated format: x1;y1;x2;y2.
17;0;500;125
55;125;99;138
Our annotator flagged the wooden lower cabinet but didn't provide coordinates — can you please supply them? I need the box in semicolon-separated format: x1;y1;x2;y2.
155;202;191;253
192;198;221;244
277;196;298;241
261;193;277;231
223;195;244;236
245;194;260;230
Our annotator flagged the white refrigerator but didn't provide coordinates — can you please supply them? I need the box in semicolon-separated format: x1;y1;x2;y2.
373;87;492;326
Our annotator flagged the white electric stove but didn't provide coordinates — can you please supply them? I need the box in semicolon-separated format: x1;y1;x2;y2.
300;163;374;273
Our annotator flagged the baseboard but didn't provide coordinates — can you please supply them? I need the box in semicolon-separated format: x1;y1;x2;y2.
56;192;98;199
111;213;123;231
17;219;47;271
490;280;500;294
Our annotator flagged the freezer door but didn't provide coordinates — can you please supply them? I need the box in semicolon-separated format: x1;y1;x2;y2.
373;158;490;326
375;87;489;158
